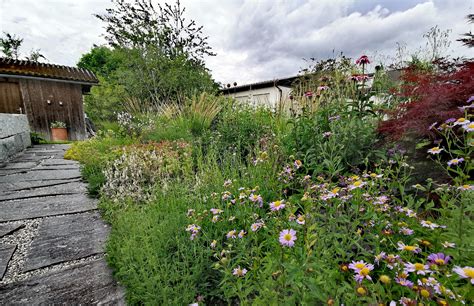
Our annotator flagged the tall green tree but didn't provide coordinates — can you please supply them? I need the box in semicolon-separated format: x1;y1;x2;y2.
80;0;218;121
95;0;215;66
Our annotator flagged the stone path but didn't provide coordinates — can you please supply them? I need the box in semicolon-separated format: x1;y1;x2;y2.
0;144;124;304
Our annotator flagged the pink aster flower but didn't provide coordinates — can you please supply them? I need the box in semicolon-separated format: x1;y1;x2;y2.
249;194;263;207
399;227;414;235
385;254;401;270
226;230;237;239
427;253;451;266
212;215;219;223
442;241;456;248
404;262;431;275
186;224;201;240
395;277;414;288
349;260;372;272
294;160;302;169
238;230;246;238
296;214;305;225
427;147;443;154
250;221;264;232
420;220;440;229
210;240;217;248
348;180;366;190
232;266;248;277
356;55;370;65
453;118;470;126
374;252;386;265
210;208;223;215
223;179;233;187
397;241;421;253
447;158;464;166
350;262;374;283
453;266;474;284
428;122;438;130
462;122;474;132
279;229;297;247
269;200;286;211
458;184;474;191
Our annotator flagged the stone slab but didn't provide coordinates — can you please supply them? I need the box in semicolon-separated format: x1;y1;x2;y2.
0;181;87;202
23;212;109;272
0;244;16;280
0;259;125;304
0;224;25;238
0;169;81;183
0;178;81;193
31;165;79;171
0;169;28;176
9;154;49;163
0;194;97;222
0;132;31;163
1;162;37;170
40;159;78;166
29;144;70;151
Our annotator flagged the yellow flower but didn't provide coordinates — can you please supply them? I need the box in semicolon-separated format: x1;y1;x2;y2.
379;275;391;284
420;289;430;298
356;286;367;296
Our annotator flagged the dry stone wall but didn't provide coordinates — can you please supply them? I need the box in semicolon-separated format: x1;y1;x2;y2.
0;114;31;163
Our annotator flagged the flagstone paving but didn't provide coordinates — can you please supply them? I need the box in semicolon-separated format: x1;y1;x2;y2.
0;144;124;305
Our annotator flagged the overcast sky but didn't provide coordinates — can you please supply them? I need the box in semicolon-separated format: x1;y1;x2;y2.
1;0;473;85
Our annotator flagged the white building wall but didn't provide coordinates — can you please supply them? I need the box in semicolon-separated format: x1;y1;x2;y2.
225;86;292;111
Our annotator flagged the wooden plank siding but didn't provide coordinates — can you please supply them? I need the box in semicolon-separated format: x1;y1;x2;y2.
0;80;23;114
18;79;86;140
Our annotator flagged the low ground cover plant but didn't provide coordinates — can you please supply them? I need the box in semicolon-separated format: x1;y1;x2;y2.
67;55;473;305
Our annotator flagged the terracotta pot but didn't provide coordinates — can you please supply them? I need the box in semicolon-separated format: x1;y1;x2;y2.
51;128;68;141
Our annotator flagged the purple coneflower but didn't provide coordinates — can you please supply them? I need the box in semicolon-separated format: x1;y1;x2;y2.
356;55;370;65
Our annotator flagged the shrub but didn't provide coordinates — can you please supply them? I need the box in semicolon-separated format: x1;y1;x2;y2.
65;131;132;195
101;141;193;204
185;155;473;304
286;106;381;177
207;104;279;158
378;60;474;140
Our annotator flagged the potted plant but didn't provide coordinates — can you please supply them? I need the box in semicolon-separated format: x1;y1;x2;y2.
50;121;68;141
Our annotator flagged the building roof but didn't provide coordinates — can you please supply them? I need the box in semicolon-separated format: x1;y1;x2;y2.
220;75;299;94
0;57;98;85
220;69;403;95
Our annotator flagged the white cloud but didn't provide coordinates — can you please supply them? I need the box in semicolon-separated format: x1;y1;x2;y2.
0;0;472;85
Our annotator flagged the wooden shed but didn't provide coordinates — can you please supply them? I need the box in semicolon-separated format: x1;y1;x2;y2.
0;57;98;140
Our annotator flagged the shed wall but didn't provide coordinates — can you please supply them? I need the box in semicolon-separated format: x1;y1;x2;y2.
19;79;86;140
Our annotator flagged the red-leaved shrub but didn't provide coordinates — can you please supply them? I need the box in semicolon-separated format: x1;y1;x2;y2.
378;60;474;139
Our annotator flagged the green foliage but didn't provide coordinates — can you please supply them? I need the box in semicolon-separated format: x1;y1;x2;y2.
64;131;132;195
30;132;45;145
102;185;212;305
102;141;193;204
286;107;380;177
0;32;23;59
77;45;126;76
50;121;66;128
94;0;215;65
205;103;280;158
